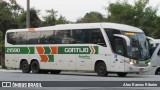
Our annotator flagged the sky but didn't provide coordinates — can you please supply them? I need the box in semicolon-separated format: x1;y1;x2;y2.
7;0;160;22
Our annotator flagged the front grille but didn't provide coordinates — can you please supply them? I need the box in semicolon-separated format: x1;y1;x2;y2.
134;64;148;67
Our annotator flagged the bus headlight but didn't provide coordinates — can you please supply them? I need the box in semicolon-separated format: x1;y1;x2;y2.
148;62;151;66
129;59;136;65
129;61;134;65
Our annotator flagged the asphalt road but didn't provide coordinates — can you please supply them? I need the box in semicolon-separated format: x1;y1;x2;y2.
0;69;160;90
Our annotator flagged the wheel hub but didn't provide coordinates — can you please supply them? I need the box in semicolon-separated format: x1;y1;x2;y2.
99;66;104;73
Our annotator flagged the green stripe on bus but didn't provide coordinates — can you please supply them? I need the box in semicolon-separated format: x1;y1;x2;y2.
44;47;51;54
5;47;35;54
58;46;98;54
48;55;54;62
29;47;34;54
5;47;32;54
5;46;99;54
93;46;98;54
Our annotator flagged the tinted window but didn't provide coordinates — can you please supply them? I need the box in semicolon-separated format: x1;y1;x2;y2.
7;32;16;44
27;32;40;44
105;29;121;49
157;49;160;56
39;30;75;44
15;32;26;44
56;30;75;44
7;29;105;45
72;29;106;46
39;31;53;44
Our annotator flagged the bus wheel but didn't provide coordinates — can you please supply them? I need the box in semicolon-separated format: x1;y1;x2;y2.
31;61;41;73
96;62;108;76
50;70;61;74
117;72;127;77
20;60;30;73
155;69;160;75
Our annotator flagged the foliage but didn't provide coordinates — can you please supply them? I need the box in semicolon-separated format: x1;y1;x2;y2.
77;11;106;23
0;31;3;47
43;9;58;26
152;17;160;38
43;9;68;26
0;0;24;41
0;0;160;39
56;15;68;24
107;0;158;37
16;8;43;28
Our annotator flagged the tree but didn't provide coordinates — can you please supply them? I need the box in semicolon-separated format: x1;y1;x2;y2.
107;0;158;36
43;9;68;26
77;11;106;23
152;17;160;38
56;15;68;24
0;0;23;37
9;0;24;18
0;0;17;36
43;9;58;26
16;8;43;28
0;31;3;66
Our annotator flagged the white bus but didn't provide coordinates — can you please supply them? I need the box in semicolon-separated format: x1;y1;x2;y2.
5;23;150;77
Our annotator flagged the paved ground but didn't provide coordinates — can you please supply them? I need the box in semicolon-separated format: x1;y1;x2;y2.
0;69;160;90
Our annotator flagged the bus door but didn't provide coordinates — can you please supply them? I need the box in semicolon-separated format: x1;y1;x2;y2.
112;38;125;72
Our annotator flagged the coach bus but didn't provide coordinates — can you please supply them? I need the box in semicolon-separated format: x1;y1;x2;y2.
5;23;150;77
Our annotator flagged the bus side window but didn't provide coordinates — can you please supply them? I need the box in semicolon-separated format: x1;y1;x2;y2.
92;30;106;46
16;32;27;44
39;31;53;44
114;38;125;56
27;32;40;44
7;32;16;45
157;49;160;56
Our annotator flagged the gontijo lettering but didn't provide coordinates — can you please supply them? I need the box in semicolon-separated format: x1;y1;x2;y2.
65;48;89;53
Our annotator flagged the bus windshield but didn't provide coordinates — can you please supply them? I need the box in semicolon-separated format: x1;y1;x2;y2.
124;32;150;60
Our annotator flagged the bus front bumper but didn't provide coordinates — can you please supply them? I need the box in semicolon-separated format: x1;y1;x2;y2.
126;65;150;73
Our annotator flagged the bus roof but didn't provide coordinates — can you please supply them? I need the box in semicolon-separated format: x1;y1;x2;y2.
6;22;143;33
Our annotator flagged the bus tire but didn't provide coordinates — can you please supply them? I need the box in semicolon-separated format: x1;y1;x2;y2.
20;60;30;73
117;72;127;77
50;70;61;74
31;60;41;74
96;62;108;76
155;68;160;75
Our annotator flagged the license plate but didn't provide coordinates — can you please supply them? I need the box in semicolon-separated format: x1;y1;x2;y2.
139;61;145;64
139;68;144;74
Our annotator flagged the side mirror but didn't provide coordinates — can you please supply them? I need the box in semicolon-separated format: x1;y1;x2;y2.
114;34;130;46
146;36;156;47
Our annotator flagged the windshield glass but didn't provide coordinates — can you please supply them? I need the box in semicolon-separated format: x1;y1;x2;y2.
124;32;150;60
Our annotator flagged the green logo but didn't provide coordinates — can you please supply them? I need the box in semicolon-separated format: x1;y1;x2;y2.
79;55;90;59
